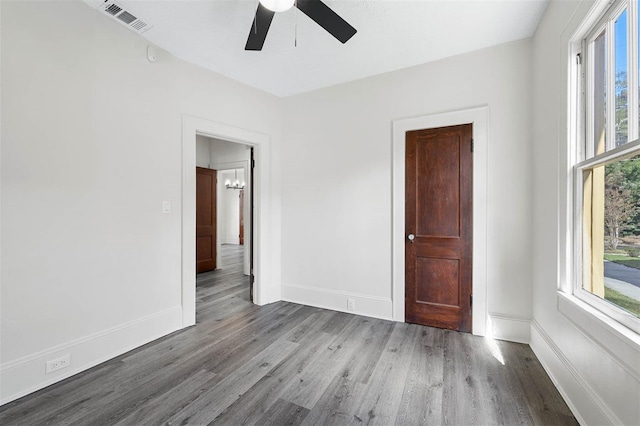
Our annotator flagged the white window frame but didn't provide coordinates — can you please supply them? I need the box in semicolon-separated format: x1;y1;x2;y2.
573;0;640;335
574;141;640;334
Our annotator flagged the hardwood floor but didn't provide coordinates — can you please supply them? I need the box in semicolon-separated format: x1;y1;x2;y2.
0;244;577;425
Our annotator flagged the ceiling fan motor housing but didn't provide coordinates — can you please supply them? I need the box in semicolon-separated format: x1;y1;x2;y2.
259;0;295;13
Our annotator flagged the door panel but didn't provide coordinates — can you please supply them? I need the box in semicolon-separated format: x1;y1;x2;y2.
197;236;213;258
416;258;460;306
416;138;460;237
196;167;217;273
405;124;473;332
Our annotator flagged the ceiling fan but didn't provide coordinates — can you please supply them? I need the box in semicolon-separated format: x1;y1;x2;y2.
245;0;357;51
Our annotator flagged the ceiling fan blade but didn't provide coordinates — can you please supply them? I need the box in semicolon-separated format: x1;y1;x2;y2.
245;3;276;51
296;0;356;44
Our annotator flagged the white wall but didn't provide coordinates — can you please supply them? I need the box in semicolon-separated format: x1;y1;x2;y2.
0;1;281;404
219;169;244;245
531;1;640;425
196;137;210;168
209;137;251;166
280;39;533;340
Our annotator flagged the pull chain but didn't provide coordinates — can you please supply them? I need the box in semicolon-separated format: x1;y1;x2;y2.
294;0;298;47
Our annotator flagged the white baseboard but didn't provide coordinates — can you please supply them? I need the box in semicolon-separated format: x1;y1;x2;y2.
530;319;621;426
487;312;531;343
0;306;183;405
267;285;282;304
255;285;282;305
281;283;393;321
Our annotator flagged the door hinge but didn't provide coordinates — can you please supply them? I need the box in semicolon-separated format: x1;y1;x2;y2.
470;294;473;307
576;52;582;65
251;158;256;169
470;139;474;152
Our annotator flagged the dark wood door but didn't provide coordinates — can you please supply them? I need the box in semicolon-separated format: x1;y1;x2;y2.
405;124;473;332
239;190;244;245
196;167;217;273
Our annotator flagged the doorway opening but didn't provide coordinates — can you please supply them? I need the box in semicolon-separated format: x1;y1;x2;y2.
195;136;254;316
181;115;271;328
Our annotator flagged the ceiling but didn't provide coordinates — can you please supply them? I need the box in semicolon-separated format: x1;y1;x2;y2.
85;0;549;97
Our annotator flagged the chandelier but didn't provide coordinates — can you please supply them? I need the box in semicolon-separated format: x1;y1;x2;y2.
225;169;245;190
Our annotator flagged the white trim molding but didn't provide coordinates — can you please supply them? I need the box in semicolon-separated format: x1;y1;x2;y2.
557;292;640;382
530;318;623;426
487;313;531;343
282;283;393;320
0;306;182;405
181;115;274;327
210;160;248;171
392;106;489;336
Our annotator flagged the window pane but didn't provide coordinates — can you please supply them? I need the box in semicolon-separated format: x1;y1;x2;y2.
594;30;607;156
584;155;640;318
615;9;628;147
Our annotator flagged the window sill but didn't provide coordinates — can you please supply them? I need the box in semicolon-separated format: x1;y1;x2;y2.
557;291;640;381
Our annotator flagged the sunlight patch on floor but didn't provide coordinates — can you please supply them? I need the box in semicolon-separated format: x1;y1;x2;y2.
485;337;505;365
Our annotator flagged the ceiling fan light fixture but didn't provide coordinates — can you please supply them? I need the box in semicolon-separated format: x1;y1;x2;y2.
246;0;356;51
259;0;294;12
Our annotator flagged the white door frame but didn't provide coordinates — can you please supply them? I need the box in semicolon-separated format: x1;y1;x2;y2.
392;106;489;336
182;115;271;327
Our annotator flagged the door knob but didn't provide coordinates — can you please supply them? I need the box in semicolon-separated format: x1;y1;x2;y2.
408;234;415;243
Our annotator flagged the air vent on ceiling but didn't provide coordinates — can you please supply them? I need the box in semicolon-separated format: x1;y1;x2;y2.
105;4;121;16
97;1;152;34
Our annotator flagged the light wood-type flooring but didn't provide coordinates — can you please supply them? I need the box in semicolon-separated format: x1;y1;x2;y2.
0;244;578;425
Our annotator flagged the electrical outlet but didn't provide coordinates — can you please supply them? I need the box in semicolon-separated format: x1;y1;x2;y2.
46;354;70;374
347;298;355;311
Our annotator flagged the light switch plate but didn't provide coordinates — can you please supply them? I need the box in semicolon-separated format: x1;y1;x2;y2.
162;201;171;214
